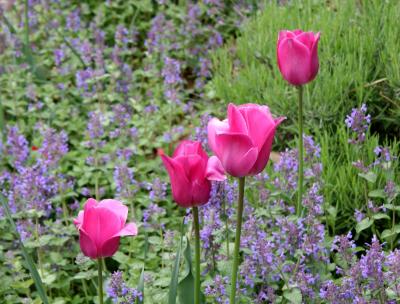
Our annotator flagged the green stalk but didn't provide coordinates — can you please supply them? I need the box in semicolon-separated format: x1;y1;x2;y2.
229;177;245;304
98;258;104;304
192;206;201;304
297;85;304;216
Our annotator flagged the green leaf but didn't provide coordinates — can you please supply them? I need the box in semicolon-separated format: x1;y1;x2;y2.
358;172;377;183
383;204;400;211
283;288;302;304
0;194;49;304
178;236;194;304
136;266;145;304
381;229;397;240
355;218;374;234
168;220;184;304
372;213;390;220
368;189;386;199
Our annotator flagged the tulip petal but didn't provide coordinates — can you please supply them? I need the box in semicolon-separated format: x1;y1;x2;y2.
205;155;226;181
161;154;192;206
278;30;296;43
249;117;285;175
191;180;212;206
81;206;122;250
175;154;206;183
292;29;303;35
309;32;320;81
228;103;248;134
239;104;276;150
98;199;128;224
79;229;98;259
296;31;314;49
277;37;311;85
215;133;258;177
99;237;120;257
207;118;229;155
116;222;138;237
74;210;84;228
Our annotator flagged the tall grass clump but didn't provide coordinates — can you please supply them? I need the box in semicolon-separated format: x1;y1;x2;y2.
212;0;400;140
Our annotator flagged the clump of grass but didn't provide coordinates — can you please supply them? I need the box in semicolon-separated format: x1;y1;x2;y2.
211;0;400;141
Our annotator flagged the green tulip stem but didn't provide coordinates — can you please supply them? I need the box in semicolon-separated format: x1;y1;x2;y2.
192;206;201;304
297;85;304;216
229;176;245;304
98;258;104;304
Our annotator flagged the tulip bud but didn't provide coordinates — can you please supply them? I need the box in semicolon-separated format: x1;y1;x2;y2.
160;140;225;208
277;30;320;86
74;198;137;259
208;103;284;177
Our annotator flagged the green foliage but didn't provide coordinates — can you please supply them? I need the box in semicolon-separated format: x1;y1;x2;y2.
212;0;400;140
0;194;49;304
318;125;399;233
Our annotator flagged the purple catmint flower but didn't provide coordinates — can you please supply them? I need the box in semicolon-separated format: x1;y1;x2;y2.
345;104;371;144
204;275;229;304
37;128;68;168
76;68;94;92
143;203;166;230
6;126;29;169
87;111;104;140
149;178;167;202
54;48;65;66
115;25;129;46
145;13;166;54
113;165;137;199
107;271;143;303
162;57;182;85
359;235;385;290
66;9;81;32
384;180;397;200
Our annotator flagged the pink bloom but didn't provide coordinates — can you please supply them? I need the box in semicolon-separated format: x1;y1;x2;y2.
277;30;320;86
160;140;226;208
74;198;138;259
208;103;284;177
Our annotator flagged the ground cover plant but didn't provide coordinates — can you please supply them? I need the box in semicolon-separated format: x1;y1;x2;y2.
0;0;399;304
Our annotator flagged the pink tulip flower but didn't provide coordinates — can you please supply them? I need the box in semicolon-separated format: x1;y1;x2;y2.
277;30;320;86
208;103;284;177
74;198;138;259
160;140;226;208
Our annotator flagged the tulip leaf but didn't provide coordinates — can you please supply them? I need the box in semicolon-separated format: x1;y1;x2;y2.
178;236;195;304
168;220;184;304
0;194;49;304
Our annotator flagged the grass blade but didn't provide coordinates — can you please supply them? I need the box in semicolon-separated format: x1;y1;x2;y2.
0;194;49;304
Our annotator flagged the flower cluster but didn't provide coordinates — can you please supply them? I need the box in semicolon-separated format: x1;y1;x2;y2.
107;271;143;304
345;103;371;144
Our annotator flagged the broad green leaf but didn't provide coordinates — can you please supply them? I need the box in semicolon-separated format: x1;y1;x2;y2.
383;204;400;211
381;229;397;240
0;194;49;304
283;288;302;304
368;189;386;199
178;236;194;304
358;172;377;183
355;218;374;234
372;213;390;220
